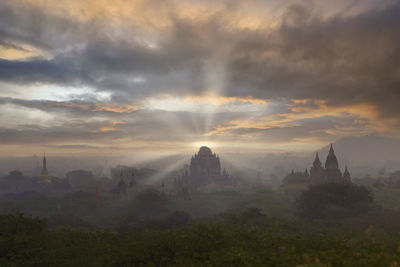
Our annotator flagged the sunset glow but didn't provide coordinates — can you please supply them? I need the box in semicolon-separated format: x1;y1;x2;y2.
0;0;399;157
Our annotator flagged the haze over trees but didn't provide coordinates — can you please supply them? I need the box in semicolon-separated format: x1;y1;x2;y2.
1;0;400;265
0;143;400;265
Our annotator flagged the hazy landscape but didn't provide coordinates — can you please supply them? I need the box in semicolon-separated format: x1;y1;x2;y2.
1;0;400;266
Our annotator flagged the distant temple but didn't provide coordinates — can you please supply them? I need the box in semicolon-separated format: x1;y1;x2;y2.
39;154;51;184
283;144;351;188
111;171;136;199
309;152;324;183
323;145;344;182
175;146;235;189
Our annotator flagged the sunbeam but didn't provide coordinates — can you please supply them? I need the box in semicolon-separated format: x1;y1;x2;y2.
145;156;188;184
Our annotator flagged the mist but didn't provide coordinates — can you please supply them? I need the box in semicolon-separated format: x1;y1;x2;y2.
2;0;400;265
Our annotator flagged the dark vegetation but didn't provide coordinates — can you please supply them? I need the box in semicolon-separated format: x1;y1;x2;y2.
3;210;400;266
3;169;400;266
296;182;374;219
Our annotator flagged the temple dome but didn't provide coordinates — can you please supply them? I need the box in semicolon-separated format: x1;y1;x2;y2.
198;146;213;156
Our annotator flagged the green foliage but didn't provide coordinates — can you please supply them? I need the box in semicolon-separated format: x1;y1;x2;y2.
296;183;374;219
0;213;47;265
2;213;400;266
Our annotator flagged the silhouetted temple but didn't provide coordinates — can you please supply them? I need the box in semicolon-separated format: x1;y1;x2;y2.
343;166;351;181
190;146;221;178
39;154;51;184
284;144;351;188
175;146;235;189
111;171;134;199
309;152;324;183
324;145;343;182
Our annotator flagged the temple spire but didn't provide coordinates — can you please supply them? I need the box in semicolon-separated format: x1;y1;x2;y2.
325;144;339;170
313;152;321;167
324;144;342;181
41;153;48;176
39;153;51;184
328;144;335;156
343;165;351;181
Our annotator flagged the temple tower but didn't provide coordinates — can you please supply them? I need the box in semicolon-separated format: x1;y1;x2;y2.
41;154;48;176
310;152;325;184
39;154;51;184
343;165;351;182
324;145;343;181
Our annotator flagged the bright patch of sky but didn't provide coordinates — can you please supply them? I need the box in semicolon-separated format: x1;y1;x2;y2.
0;103;55;128
141;95;268;113
0;82;111;102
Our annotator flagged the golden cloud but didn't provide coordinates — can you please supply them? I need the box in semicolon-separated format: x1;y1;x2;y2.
14;0;278;32
95;120;127;133
0;43;47;60
207;99;396;139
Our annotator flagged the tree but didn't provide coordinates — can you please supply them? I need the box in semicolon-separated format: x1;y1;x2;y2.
296;182;373;219
0;213;47;264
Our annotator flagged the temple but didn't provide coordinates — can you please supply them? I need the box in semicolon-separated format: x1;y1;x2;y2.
111;171;136;199
309;152;325;184
343;166;351;181
284;144;351;188
324;145;343;182
39;154;51;184
175;146;235;189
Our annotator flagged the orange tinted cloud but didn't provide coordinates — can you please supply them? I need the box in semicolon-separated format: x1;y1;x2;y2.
0;43;47;60
207;99;395;138
13;0;278;31
95;120;127;133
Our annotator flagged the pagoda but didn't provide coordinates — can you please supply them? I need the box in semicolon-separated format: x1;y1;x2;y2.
39;154;51;184
324;145;343;182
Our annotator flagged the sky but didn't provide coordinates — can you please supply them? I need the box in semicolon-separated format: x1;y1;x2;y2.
0;0;399;157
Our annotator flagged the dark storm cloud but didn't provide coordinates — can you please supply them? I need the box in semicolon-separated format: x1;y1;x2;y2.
228;2;400;118
0;0;399;130
0;0;229;96
0;58;78;84
0;1;81;51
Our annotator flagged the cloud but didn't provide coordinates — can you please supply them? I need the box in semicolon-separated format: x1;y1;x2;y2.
227;1;400;119
0;0;399;154
205;99;392;143
0;0;398;119
0;97;138;115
